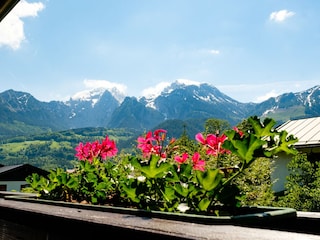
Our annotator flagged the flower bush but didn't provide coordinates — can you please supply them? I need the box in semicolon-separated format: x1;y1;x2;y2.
25;116;298;215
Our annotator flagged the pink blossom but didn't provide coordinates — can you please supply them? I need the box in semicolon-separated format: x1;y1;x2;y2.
195;133;206;145
137;129;169;158
233;127;244;137
196;133;230;157
192;152;205;171
137;131;155;157
75;135;118;163
153;129;167;142
100;136;118;159
174;152;189;164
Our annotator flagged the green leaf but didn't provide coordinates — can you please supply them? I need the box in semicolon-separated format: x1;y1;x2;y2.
224;116;298;168
96;182;108;191
86;172;98;183
249;116;276;138
163;186;176;201
131;155;172;179
273;130;298;155
198;198;211;211
196;169;223;191
224;119;272;165
65;177;79;189
174;183;190;197
91;196;98;204
121;183;140;203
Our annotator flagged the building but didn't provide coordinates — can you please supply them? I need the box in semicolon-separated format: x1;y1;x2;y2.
0;164;48;191
0;0;20;22
272;116;320;192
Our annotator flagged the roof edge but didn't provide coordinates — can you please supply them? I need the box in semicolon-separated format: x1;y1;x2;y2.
0;0;20;22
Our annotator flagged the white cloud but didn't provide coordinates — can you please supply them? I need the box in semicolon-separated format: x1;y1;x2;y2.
0;0;44;50
218;80;319;103
83;79;127;95
209;49;220;55
141;81;171;98
176;78;201;86
269;10;295;23
255;90;279;102
196;48;220;56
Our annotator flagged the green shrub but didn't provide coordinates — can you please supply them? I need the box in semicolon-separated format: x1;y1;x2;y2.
275;152;320;211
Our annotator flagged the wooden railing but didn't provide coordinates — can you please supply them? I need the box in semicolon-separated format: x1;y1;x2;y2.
0;192;319;240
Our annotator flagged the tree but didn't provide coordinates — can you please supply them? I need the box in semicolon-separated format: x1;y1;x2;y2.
275;152;320;211
204;118;230;135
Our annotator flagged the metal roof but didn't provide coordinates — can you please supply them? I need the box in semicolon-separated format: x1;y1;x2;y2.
0;164;24;174
0;0;20;22
0;164;49;181
276;117;320;147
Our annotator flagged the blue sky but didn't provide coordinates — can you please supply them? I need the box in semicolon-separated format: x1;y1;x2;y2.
0;0;319;103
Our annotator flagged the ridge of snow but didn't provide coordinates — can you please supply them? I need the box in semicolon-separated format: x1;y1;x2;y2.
70;79;127;104
141;79;203;99
141;82;171;100
17;94;30;106
69;87;125;107
140;79;204;109
175;78;202;87
306;85;320;107
69;88;104;107
71;88;105;101
262;106;278;116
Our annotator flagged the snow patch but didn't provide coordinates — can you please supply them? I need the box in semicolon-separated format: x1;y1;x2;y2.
141;79;202;99
176;78;202;87
70;84;126;106
81;79;126;103
306;86;319;107
141;82;171;99
262;106;278;116
141;79;204;109
71;88;104;101
83;79;126;95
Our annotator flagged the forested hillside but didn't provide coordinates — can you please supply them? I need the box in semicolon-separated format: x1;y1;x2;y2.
0;118;219;170
0;127;140;170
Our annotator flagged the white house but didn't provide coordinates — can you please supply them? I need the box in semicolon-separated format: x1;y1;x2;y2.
0;164;48;191
272;116;320;192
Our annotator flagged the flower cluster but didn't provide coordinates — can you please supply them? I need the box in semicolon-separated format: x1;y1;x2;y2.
137;129;176;159
195;132;230;156
26;116;298;213
174;152;206;171
136;128;234;172
75;136;118;163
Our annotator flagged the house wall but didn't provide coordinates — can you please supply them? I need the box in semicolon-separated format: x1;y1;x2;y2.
271;153;292;193
272;147;320;193
0;181;28;191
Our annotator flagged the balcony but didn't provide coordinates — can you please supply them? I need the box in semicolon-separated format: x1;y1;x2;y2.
0;191;320;240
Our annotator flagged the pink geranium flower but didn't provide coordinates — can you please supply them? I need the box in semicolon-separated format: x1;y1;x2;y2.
100;136;118;159
196;133;230;157
191;152;205;171
233;127;244;137
137;129;170;158
174;152;189;164
75;135;118;163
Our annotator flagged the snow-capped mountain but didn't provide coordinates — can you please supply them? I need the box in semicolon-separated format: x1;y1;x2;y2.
1;83;320;138
137;80;248;124
65;88;120;129
140;79;202;108
70;87;125;104
250;85;320;123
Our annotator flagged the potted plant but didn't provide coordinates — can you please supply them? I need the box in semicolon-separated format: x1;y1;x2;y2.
18;116;298;224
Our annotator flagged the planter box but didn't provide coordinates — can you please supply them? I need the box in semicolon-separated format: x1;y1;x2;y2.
4;193;297;225
1;192;319;240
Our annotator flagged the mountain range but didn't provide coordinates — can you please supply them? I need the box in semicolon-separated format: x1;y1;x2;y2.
1;80;320;138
